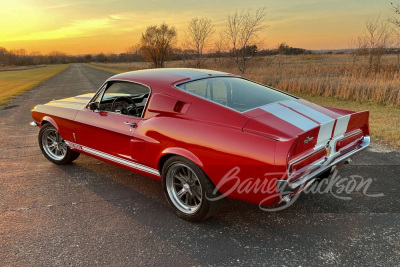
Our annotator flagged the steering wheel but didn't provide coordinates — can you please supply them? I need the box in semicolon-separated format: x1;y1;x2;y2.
111;96;138;116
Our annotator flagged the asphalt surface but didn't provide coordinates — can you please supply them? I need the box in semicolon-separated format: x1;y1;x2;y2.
0;64;399;266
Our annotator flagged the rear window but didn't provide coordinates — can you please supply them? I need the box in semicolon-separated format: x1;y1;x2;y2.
176;77;295;112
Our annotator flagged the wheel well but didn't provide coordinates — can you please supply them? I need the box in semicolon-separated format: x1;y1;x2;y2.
41;120;50;126
158;154;175;173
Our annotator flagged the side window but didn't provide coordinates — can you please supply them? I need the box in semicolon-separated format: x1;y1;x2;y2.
98;81;150;117
179;79;228;106
181;79;207;98
177;77;295;112
211;79;228;106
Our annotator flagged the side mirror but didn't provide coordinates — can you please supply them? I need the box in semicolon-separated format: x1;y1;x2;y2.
88;102;99;111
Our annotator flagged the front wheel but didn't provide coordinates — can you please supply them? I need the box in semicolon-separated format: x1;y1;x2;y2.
162;156;224;222
38;123;80;165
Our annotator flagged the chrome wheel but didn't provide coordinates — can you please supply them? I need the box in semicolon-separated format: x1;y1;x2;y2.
41;127;67;161
166;162;202;214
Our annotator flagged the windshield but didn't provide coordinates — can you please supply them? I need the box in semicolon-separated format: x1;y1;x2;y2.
176;77;296;112
102;82;149;101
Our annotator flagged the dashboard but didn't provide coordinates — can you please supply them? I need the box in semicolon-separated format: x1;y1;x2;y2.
99;95;148;116
100;101;129;112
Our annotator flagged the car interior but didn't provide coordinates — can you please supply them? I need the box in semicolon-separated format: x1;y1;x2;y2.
96;81;150;117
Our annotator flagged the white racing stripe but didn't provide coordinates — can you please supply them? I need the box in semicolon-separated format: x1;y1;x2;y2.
65;141;160;176
333;114;351;137
261;101;352;145
317;120;335;144
283;100;334;123
261;103;318;131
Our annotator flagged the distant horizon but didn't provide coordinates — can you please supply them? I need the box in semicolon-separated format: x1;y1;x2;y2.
0;47;360;57
0;0;396;54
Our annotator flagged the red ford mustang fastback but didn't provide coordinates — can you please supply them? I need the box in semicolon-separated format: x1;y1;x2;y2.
31;68;370;221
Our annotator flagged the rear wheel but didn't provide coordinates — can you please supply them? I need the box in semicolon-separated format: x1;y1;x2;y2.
39;123;80;164
162;156;224;221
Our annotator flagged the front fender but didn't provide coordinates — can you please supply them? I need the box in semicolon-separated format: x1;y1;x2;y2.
41;116;59;131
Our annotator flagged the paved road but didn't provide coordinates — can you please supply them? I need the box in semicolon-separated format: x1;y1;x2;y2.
0;64;399;266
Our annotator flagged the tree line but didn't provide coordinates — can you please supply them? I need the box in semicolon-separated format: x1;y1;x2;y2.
1;8;312;74
0;44;303;67
3;3;400;74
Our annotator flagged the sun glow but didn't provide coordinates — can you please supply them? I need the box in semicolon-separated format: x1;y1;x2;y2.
0;0;394;54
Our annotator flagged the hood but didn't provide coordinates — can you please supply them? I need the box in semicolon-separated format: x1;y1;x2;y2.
44;93;95;109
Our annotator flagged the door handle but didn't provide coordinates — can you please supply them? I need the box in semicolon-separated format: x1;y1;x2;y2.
124;122;137;128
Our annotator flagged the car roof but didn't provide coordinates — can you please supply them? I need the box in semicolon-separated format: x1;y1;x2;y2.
107;68;236;88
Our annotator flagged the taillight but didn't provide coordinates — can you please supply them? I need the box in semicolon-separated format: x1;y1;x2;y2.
288;148;327;181
336;130;363;152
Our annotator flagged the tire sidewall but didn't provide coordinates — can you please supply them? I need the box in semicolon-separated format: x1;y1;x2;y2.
161;156;216;222
38;123;78;165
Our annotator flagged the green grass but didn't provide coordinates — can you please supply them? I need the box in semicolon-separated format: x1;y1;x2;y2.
0;64;70;107
86;63;400;148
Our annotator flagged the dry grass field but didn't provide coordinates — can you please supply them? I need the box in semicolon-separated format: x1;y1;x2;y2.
92;54;400;106
90;54;400;148
0;64;69;107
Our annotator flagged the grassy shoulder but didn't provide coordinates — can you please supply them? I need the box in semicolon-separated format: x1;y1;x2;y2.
291;92;400;148
0;64;69;107
86;63;400;148
86;63;124;74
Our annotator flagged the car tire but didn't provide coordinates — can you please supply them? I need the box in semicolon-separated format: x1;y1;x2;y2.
162;156;224;222
38;123;80;165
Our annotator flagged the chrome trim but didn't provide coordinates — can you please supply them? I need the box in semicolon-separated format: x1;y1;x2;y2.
328;130;364;162
279;136;370;192
287;144;326;178
64;141;160;176
30;121;38;127
124;121;137;127
87;79;151;119
335;129;363;147
88;83;107;107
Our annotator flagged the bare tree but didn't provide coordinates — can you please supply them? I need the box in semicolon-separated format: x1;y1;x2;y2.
357;15;392;72
140;23;177;68
0;47;9;66
390;2;400;26
186;17;214;68
211;35;227;67
47;51;67;64
389;2;400;66
223;7;268;74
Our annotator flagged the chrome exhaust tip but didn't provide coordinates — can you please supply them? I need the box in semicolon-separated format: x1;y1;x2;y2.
279;195;291;205
344;158;352;164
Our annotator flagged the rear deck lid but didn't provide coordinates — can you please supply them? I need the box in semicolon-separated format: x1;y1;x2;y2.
243;99;366;154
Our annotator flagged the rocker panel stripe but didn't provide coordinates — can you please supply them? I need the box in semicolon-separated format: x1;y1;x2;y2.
65;141;160;176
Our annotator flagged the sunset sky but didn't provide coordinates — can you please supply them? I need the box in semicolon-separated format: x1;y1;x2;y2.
0;0;396;55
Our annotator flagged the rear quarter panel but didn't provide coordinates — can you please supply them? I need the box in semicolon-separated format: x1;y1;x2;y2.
141;90;280;205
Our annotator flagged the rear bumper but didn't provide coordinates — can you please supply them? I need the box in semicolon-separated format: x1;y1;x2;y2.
30;121;38;127
277;136;370;195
